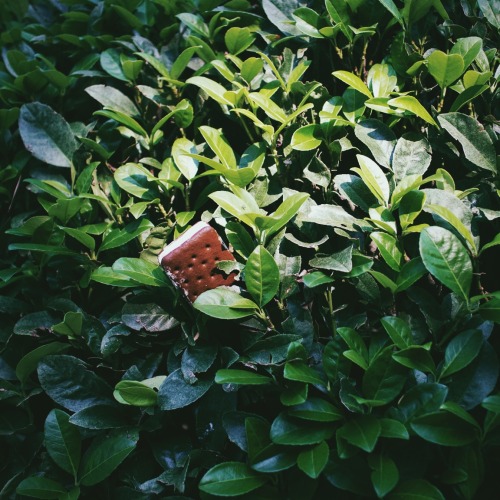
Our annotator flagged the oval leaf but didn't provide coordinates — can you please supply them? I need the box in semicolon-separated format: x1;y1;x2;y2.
19;102;77;167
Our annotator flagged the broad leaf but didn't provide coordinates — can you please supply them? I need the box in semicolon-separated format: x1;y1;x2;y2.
438;113;497;173
79;430;139;486
419;226;473;301
44;409;81;478
297;441;329;479
194;288;259;319
199;462;267;496
245;245;280;307
19;102;77;167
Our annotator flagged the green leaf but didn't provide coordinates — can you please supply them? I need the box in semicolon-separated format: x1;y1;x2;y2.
215;369;272;385
245;245;280;307
440;329;484;378
284;361;326;386
478;0;500;28
410;411;478;446
354;119;396;169
38;355;113;412
450;84;489;112
479;298;500;322
209;190;261;227
302;271;335;288
425;203;477;255
371;232;403;271
52;311;83;338
270;413;334;445
380;317;412;349
69;405;131;430
100;48;128;81
290;124;322;151
44;409;81;478
94;109;147;137
225;27;256;55
337;415;381;452
19;102;77;167
199;126;237;170
309;245;353;272
369;454;399;498
393;133;432;181
376;0;403;23
392;346;436;374
451;37;483;69
121;303;177;332
388;479;445;500
114;163;157;200
388;96;438;127
419;226;473;301
114;380;157;406
62;227;95;251
85;85;139;116
380;418;410;440
325;0;352;41
79;430;139;486
112;258;170;287
333;71;372;98
194;288;259;319
427;51;464;88
199;462;267;497
158;369;213;410
248;92;287;123
15;342;69;384
438;113;497;173
187;76;233;106
297;441;329;479
16;476;66;499
265;192;310;237
363;347;407;405
99;218;153;253
172;138;199;180
288;398;343;422
353;155;390;206
399;190;426;231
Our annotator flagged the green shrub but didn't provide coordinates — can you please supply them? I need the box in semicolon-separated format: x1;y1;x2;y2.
1;0;499;498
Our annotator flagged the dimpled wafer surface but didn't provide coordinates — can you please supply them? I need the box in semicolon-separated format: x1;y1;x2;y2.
159;222;237;302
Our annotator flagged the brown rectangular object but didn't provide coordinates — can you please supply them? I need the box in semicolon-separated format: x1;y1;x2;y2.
158;221;237;302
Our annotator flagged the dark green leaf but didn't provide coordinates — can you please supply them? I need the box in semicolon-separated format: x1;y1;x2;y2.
44;409;81;478
245;245;280;307
441;329;484;378
297;441;329;479
199;462;267;496
337;415;381;452
194;288;258;319
215;369;272;385
288;398;343;422
158;369;212;410
270;413;334;445
79;430;139;486
369;454;399;497
15;342;69;384
388;479;445;500
16;476;66;499
420;226;473;301
411;411;478;446
37;355;113;412
438;113;497;173
354;119;396;169
19;102;77;167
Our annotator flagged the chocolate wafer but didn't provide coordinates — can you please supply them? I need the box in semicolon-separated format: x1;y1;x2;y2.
158;221;237;302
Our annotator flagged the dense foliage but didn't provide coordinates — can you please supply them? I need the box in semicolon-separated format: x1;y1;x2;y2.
1;0;499;498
